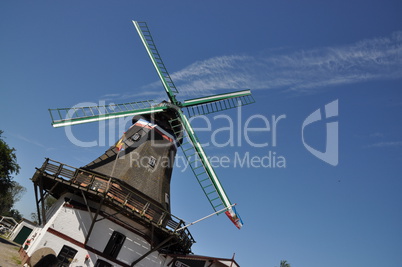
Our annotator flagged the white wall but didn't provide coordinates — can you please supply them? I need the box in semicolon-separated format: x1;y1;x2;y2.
25;193;166;266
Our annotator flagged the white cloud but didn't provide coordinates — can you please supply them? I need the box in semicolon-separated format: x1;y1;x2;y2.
162;31;402;96
366;141;402;148
100;90;165;102
369;132;384;138
15;134;47;149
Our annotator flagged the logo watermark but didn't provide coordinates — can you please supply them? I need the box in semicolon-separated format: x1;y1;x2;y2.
124;150;286;172
302;100;339;166
62;99;339;168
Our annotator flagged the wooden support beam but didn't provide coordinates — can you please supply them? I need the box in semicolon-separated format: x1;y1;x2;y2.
84;197;105;245
39;175;47;225
131;235;175;266
33;183;42;225
81;190;93;221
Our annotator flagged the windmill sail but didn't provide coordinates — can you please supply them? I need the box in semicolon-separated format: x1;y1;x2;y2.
133;21;179;100
169;112;243;228
182;90;255;118
49;100;167;127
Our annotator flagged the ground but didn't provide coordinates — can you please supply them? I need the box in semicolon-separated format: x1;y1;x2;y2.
0;236;22;267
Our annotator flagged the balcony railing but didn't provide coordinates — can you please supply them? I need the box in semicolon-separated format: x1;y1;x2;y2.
34;158;195;251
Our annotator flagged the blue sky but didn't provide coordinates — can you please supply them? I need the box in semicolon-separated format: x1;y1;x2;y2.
1;1;402;266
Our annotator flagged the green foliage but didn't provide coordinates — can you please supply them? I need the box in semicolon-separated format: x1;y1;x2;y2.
30;196;57;224
280;260;291;267
0;130;20;195
30;212;39;224
45;195;57;209
12;255;22;265
0;181;26;216
3;209;23;222
0;130;25;221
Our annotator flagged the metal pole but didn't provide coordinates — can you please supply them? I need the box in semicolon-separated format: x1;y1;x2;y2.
176;204;236;232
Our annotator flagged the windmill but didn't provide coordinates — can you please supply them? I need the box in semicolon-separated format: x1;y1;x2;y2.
49;21;254;229
25;21;254;266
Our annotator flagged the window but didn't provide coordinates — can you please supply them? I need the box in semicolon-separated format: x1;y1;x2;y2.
94;259;113;267
148;156;156;168
132;132;141;141
57;245;77;267
103;231;126;259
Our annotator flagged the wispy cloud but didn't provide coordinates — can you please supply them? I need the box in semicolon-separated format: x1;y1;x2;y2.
369;132;385;138
366;141;402;148
15;134;52;150
102;31;402;101
162;31;402;96
100;90;165;102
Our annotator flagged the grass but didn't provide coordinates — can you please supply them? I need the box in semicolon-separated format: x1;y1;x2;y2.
11;255;22;265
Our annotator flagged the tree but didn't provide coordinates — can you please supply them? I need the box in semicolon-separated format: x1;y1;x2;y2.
3;208;23;222
0;130;20;195
0;181;26;216
45;195;57;209
0;130;25;221
30;212;39;224
280;260;291;267
30;195;57;224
